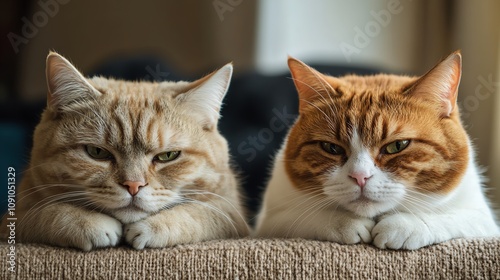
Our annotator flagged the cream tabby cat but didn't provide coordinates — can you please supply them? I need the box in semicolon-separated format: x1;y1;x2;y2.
255;51;499;249
0;52;249;250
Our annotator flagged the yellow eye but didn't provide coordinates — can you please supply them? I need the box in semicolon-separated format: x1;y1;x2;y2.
320;142;345;155
85;145;113;160
383;140;410;154
154;151;181;162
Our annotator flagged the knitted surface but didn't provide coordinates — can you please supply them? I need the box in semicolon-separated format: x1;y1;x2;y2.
1;238;499;279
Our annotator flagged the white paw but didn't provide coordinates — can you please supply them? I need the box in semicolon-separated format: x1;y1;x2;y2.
72;214;122;251
324;216;375;244
124;220;169;249
372;214;433;250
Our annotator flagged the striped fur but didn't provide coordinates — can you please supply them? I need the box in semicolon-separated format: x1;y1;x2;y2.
0;52;249;250
255;51;499;249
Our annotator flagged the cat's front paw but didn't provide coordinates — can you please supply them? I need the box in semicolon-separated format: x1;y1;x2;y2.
124;219;169;249
372;214;433;250
71;214;122;251
325;217;375;244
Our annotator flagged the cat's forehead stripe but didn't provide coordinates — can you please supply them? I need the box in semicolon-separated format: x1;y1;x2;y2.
101;98;183;154
313;88;414;147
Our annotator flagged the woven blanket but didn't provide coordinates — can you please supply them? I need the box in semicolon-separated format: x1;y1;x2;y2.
1;238;499;279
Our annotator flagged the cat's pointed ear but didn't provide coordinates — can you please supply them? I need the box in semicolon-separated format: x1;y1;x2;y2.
407;51;462;117
288;57;341;114
46;51;100;111
176;63;232;130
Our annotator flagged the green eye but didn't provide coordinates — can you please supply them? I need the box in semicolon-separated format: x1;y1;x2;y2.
85;145;113;160
383;140;410;154
320;142;346;155
154;151;181;162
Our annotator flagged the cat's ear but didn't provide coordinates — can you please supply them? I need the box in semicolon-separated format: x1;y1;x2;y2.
176;63;232;130
407;51;462;117
46;51;101;111
288;57;341;114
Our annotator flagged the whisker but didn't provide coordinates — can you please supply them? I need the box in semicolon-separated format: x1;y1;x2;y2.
286;196;334;238
180;189;250;233
177;197;241;236
20;192;90;228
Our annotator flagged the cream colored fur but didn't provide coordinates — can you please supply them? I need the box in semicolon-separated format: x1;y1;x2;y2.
0;52;249;251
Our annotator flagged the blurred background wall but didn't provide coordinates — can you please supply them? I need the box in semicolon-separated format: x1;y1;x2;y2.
1;0;499;208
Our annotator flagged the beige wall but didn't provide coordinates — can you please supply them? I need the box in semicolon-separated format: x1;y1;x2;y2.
453;0;500;205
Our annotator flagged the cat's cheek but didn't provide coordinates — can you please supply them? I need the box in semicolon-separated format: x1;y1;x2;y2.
371;214;433;250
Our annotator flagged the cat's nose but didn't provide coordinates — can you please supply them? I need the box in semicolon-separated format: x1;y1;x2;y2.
349;172;372;188
122;181;147;196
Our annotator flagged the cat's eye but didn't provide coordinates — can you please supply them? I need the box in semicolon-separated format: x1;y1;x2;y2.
154;151;181;163
320;142;345;155
383;140;410;154
85;145;113;160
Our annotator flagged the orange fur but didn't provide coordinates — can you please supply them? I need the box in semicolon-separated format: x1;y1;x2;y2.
285;52;468;195
256;51;498;249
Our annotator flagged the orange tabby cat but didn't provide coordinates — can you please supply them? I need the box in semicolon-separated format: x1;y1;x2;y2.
0;52;249;250
255;51;499;249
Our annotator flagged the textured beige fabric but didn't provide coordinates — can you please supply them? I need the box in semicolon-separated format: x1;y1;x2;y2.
1;238;499;279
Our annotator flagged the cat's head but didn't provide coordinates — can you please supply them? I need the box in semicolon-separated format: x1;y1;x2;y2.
29;52;234;223
284;51;469;218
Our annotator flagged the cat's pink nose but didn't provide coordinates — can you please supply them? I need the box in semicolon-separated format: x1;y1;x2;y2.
122;181;147;196
349;172;372;188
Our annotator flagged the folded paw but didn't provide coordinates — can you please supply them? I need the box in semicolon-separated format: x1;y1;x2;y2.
124;219;169;249
68;214;122;251
323;216;375;244
372;214;433;250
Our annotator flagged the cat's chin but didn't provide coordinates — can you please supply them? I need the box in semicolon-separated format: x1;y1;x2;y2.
111;207;151;224
341;198;395;218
